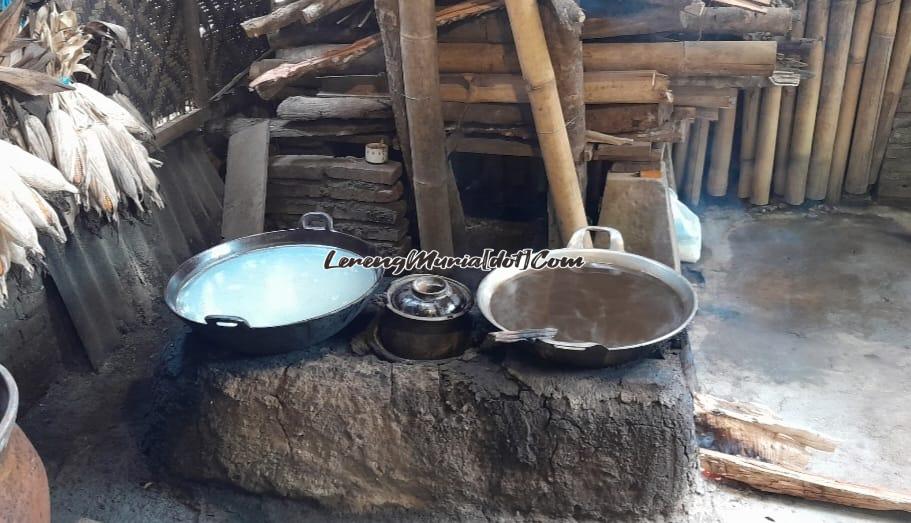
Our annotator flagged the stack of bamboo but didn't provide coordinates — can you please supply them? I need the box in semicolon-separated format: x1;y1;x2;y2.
722;0;911;205
233;0;796;224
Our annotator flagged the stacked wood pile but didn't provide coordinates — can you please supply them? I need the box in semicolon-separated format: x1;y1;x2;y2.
222;0;911;252
266;156;412;255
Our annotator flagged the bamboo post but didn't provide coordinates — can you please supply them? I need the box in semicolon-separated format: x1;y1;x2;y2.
773;1;809;197
870;0;911;181
673;119;692;191
504;0;588;242
685;118;710;205
785;0;830;205
805;0;858;200
376;0;466;253
738;88;761;198
827;0;877;203
707;103;738;197
751;86;783;205
844;0;901;194
400;0;455;256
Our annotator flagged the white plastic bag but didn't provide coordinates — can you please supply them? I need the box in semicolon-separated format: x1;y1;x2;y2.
669;189;702;263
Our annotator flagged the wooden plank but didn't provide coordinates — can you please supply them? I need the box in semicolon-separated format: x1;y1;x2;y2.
155;108;211;148
207;117;393;138
222;121;271;240
181;0;209;106
269;155;402;185
700;449;911;513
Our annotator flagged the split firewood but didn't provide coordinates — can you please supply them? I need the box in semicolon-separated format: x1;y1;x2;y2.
700;449;911;513
585;129;634;146
695;393;837;469
277;96;392;120
250;0;504;99
242;0;366;38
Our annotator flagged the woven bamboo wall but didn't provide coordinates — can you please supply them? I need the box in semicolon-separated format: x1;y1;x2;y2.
72;0;268;121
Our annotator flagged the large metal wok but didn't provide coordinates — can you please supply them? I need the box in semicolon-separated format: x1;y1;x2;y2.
477;226;697;367
165;212;382;355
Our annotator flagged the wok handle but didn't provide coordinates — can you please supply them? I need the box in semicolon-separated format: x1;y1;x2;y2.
567;226;625;252
300;212;335;231
204;315;251;329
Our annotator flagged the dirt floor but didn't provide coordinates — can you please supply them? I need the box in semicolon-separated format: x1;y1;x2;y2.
690;202;911;523
15;202;911;522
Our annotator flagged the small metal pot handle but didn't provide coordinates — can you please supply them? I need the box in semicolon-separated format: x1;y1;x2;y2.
300;212;335;231
567;226;625;252
205;315;251;329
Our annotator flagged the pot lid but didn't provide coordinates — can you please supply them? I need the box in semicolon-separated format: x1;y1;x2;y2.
386;274;473;319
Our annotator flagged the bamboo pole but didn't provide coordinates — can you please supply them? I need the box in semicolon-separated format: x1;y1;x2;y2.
738;87;761;198
785;0;830;205
707;104;738;197
504;0;588;242
400;0;455;256
751;86;783;205
870;0;911;182
673;119;693;191
685;118;711;205
436;41;779;76
827;0;877;202
844;0;901;194
805;0;858;200
773;0;809;196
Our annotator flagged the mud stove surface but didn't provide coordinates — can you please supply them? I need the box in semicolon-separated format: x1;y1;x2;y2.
149;326;697;521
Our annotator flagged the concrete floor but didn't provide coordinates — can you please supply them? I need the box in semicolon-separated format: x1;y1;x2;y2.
17;202;911;522
689;202;911;522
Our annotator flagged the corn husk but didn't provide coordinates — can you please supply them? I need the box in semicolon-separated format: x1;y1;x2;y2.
8;125;27;150
5;170;66;243
108;121;164;209
24;114;55;164
0;139;78;196
0;172;43;255
46;104;87;187
0;233;9;307
71;84;153;141
92;123;144;212
8;240;34;279
78;127;120;218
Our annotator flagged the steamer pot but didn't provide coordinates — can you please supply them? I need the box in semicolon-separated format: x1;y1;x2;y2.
165;212;382;355
378;274;473;360
477;226;697;367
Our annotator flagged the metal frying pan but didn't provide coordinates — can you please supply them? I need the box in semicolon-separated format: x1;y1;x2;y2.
477;226;697;367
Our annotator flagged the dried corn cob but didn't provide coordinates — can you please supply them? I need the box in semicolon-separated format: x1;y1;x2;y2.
8;240;34;279
46;102;87;187
93;124;144;212
0;139;78;196
0;172;43;256
72;84;153;141
78;127;120;218
24;114;55;165
5;171;66;243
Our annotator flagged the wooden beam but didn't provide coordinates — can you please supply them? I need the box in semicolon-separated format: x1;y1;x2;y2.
222;121;271;240
401;0;457;256
154;108;211;148
181;0;209;107
582;6;794;38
